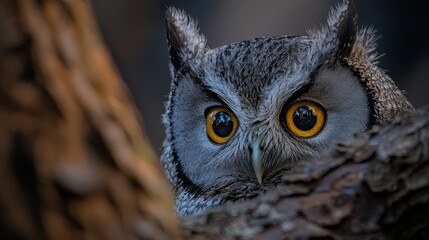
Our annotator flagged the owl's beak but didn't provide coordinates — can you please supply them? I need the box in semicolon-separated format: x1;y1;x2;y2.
251;138;263;185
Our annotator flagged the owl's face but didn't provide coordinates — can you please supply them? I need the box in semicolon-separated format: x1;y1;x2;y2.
170;37;369;188
162;1;413;216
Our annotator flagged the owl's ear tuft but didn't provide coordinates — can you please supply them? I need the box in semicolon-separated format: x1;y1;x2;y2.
311;0;357;59
327;0;357;58
166;7;208;72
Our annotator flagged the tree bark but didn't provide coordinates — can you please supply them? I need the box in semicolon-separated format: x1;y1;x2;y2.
1;1;428;240
0;1;179;239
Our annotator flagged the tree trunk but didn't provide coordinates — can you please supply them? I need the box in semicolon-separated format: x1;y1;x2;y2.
1;1;428;240
0;1;179;239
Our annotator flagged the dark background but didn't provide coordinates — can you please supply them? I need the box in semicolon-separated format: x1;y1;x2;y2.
90;0;429;153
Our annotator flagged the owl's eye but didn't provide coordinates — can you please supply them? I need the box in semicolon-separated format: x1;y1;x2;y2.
284;101;326;138
206;107;238;144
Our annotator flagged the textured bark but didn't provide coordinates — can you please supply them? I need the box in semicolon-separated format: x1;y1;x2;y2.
0;1;179;240
183;108;429;240
1;1;429;240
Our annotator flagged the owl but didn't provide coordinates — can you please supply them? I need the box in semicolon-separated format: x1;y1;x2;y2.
161;0;414;217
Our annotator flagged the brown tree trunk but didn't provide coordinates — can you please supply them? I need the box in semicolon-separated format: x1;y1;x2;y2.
0;1;179;239
1;1;428;240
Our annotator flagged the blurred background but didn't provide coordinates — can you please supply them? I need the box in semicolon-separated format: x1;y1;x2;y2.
90;0;429;153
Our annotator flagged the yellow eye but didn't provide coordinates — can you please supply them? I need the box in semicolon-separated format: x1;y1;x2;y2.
206;107;238;144
284;101;326;138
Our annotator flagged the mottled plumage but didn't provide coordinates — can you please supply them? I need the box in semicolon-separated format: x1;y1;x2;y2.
162;0;413;216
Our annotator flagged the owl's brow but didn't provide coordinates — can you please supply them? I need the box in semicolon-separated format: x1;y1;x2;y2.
197;80;229;106
277;66;319;111
286;80;314;104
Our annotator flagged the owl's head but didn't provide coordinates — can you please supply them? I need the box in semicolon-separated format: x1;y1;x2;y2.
162;0;413;216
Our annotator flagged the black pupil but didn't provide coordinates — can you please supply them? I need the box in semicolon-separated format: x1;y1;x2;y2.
293;106;317;131
212;112;234;137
